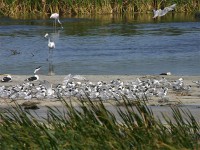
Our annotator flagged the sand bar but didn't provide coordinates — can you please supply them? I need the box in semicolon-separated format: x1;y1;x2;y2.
0;74;199;122
0;74;199;105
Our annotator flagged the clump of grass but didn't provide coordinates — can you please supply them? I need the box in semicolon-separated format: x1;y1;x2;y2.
0;97;199;149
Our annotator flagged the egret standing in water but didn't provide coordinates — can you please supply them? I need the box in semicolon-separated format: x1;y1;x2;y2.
48;37;55;49
44;33;55;75
153;4;176;18
44;33;55;49
50;13;63;29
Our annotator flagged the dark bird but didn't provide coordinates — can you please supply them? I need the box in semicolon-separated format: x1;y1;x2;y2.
10;49;20;55
195;12;200;19
25;75;39;82
1;74;12;82
160;72;172;75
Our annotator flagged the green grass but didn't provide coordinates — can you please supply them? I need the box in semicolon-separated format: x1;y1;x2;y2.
0;0;199;17
0;97;199;149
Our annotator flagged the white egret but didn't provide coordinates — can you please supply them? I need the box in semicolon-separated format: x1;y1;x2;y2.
44;33;55;75
50;13;63;29
45;33;55;49
153;4;176;18
48;38;55;49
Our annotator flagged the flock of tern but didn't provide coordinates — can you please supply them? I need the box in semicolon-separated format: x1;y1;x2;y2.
0;73;199;102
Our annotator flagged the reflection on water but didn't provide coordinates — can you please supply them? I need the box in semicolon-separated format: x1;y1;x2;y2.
48;48;55;76
0;13;200;75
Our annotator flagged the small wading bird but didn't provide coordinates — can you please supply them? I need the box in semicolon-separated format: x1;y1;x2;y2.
44;33;55;49
50;13;63;29
1;74;12;82
48;38;55;49
153;4;176;18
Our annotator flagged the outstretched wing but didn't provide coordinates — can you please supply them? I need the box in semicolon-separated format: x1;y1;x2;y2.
160;4;176;16
42;80;54;96
153;10;159;18
63;74;73;85
164;4;176;12
72;75;87;81
42;80;51;89
153;9;163;18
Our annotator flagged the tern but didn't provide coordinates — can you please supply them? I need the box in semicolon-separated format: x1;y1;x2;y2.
1;74;12;82
192;81;200;88
25;75;39;82
34;66;41;74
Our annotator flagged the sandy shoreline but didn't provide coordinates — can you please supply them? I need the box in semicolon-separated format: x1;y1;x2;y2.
0;74;199;122
1;74;200;85
0;74;199;106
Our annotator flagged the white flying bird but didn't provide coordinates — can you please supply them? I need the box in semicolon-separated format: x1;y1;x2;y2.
153;4;176;18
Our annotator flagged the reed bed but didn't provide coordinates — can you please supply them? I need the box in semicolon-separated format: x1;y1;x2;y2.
0;0;199;18
0;97;199;149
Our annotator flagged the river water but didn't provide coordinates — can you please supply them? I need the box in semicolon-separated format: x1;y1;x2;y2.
0;13;199;75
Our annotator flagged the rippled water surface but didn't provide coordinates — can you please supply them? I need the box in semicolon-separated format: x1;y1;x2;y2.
0;13;200;75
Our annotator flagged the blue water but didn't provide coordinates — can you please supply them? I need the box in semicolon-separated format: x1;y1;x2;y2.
0;14;200;75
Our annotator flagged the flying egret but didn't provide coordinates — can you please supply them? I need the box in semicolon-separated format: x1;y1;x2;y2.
50;13;63;29
153;4;176;18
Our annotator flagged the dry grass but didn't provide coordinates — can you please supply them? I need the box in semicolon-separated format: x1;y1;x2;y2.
0;0;199;17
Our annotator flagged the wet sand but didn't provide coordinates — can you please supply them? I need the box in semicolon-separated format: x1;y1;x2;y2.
0;74;200;122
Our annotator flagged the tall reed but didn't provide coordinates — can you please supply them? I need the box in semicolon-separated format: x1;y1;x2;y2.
0;97;199;149
0;0;199;17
